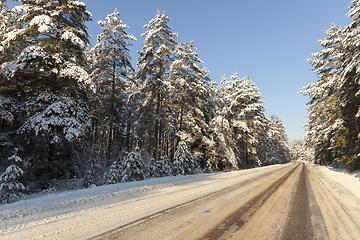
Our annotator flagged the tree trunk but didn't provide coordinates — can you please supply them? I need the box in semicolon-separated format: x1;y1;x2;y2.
107;49;116;160
126;120;131;152
48;142;55;162
154;92;161;160
159;97;164;158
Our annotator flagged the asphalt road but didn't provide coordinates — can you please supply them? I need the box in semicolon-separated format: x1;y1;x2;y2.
2;162;360;239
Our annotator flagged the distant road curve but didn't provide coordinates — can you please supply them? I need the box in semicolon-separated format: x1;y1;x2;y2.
2;162;360;239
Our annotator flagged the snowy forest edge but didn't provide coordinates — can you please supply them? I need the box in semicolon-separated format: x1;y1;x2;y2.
4;0;360;204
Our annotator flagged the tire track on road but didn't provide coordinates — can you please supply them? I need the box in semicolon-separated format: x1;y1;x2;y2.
281;163;313;239
89;166;289;240
201;162;300;239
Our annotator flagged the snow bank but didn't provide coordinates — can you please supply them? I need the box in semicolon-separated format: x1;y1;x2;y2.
315;165;360;199
0;173;214;232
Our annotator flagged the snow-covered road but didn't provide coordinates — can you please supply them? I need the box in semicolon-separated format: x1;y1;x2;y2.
1;162;360;239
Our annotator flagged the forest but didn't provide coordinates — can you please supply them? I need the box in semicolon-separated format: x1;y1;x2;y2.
299;0;360;172
0;1;290;203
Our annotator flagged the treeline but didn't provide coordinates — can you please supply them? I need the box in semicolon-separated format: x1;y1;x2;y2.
0;0;290;194
300;0;360;171
289;140;314;163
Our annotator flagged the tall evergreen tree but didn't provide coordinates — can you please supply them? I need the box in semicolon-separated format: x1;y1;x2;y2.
0;0;22;65
302;1;360;170
0;0;93;181
264;115;290;164
136;11;178;160
90;8;136;160
334;0;360;170
173;141;200;175
209;114;238;169
226;74;266;167
168;41;213;159
300;24;343;166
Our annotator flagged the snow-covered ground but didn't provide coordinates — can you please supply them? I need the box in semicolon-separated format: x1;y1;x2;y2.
0;173;213;233
314;164;360;199
1;162;359;237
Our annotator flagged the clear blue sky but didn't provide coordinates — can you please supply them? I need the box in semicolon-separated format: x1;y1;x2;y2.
7;0;353;141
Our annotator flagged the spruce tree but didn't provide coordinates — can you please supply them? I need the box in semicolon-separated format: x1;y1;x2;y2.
146;157;171;178
104;159;124;185
173;141;200;175
82;156;103;188
0;149;26;203
122;147;145;182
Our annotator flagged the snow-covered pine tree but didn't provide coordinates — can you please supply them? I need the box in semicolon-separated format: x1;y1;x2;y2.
104;157;125;185
136;11;178;160
0;0;22;65
0;148;26;203
173;141;200;175
300;24;343;167
122;147;145;182
330;1;360;170
170;160;185;176
82;156;103;188
301;1;360;170
146;156;171;178
168;41;213;161
209;114;238;170
263;115;290;165
123;72;140;152
219;75;231;103
198;73;219;171
90;9;136;160
226;74;266;167
289;140;314;162
0;0;93;181
0;1;22;149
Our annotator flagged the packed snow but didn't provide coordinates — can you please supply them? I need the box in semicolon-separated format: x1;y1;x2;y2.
0;162;359;236
0;171;215;234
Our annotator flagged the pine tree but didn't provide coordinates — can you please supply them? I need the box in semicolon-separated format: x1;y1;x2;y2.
209;115;238;170
168;41;213;159
333;1;360;170
0;0;93;181
301;1;360;170
300;24;343;166
122;147;145;182
146;156;171;178
226;74;266;167
104;155;126;185
173;141;200;175
82;156;103;188
90;9;136;160
136;11;178;160
264;115;290;164
0;0;22;65
0;149;26;203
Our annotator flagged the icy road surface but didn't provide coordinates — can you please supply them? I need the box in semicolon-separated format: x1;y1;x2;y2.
1;162;360;239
